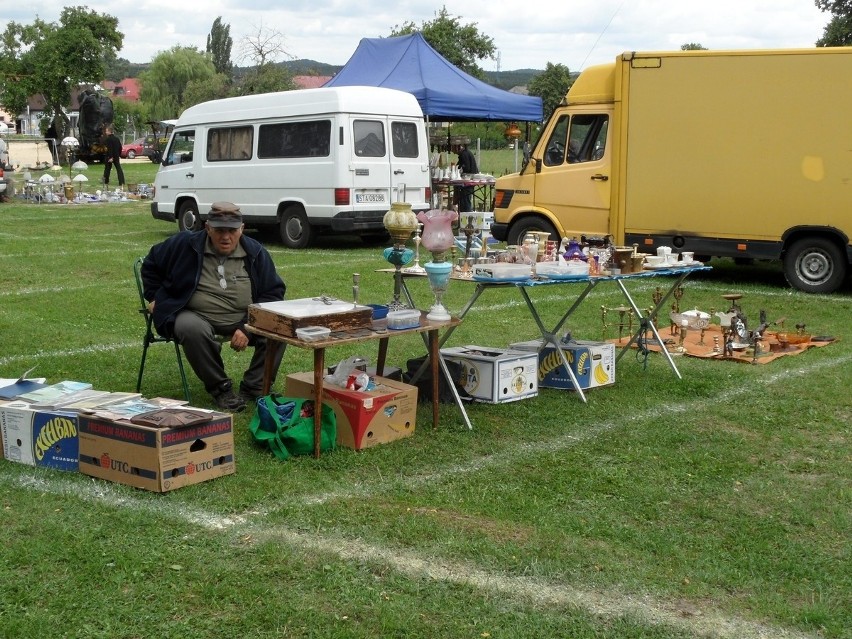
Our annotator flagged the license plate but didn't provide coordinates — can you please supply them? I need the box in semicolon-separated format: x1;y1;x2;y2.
356;193;386;203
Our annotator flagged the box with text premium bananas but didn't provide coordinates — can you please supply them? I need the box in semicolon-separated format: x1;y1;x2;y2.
439;346;538;404
509;339;615;391
77;411;234;492
285;372;416;450
0;401;79;471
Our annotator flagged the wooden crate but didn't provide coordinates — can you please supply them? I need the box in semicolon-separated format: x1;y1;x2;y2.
248;299;373;338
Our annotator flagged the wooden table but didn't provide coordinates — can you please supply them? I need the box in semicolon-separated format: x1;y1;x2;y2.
246;311;466;458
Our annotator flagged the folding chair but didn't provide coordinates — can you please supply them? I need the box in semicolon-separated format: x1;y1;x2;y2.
134;257;191;402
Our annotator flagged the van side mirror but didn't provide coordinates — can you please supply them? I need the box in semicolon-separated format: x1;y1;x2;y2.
535;158;542;173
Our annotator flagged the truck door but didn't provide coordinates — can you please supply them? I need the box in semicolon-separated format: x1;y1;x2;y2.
536;112;611;235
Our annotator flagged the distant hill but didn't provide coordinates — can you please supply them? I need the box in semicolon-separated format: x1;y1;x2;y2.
113;58;541;90
281;59;541;89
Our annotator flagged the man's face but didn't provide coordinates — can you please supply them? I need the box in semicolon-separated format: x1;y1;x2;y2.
206;224;243;256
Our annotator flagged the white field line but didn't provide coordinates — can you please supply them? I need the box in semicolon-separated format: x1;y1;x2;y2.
2;354;844;639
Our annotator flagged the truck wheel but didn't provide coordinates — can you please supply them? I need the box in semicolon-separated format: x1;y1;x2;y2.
507;218;559;246
177;200;202;232
280;206;312;249
783;237;846;294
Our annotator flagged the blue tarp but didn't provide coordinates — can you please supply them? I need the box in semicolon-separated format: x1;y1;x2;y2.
324;33;543;122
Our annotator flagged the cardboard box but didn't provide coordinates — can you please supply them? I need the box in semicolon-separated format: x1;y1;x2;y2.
509;338;616;391
439;346;538;404
77;411;234;492
285;372;416;450
0;401;79;471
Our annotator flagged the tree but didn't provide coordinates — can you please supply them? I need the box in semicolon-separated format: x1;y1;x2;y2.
528;63;573;121
391;6;496;79
233;22;295;96
139;46;216;119
207;17;233;76
239;22;291;68
815;0;852;45
183;73;232;105
232;64;296;96
0;7;123;139
680;42;707;50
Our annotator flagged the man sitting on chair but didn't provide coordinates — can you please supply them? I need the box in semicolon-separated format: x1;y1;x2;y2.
141;202;285;412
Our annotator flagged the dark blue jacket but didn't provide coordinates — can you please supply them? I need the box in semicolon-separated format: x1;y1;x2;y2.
141;230;285;338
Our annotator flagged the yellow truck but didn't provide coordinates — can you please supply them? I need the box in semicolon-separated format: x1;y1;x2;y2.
490;48;852;293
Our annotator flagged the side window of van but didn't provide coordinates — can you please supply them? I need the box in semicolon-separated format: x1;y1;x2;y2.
353;120;385;157
391;122;419;158
258;121;331;158
164;130;195;166
208;126;253;161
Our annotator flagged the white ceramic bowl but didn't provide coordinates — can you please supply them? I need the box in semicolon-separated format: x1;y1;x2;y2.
644;255;666;267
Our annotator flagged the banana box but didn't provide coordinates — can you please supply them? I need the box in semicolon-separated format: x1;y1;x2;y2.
439;346;538;404
509;339;615;391
0;401;79;471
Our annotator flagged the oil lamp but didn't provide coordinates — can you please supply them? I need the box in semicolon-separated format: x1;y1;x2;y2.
382;201;418;310
417;208;458;321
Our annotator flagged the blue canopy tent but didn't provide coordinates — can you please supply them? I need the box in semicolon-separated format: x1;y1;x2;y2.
324;33;543;123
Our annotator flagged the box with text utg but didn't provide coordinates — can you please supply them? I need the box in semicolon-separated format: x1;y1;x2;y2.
77;411;234;492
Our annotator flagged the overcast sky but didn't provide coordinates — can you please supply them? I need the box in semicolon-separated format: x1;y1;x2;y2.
3;1;830;72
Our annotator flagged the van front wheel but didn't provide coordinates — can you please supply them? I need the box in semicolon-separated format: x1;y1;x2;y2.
280;206;312;249
178;201;202;232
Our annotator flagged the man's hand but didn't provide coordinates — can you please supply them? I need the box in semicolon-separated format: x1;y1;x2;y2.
147;300;156;313
230;327;249;352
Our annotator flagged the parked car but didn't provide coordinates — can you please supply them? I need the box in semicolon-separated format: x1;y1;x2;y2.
120;138;148;159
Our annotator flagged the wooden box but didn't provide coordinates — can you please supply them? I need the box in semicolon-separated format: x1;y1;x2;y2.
248;299;373;338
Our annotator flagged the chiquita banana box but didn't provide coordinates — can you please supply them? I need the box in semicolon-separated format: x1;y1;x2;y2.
509;339;615;391
0;401;79;471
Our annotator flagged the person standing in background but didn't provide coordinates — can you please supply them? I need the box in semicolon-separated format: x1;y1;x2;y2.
454;143;478;212
102;125;124;190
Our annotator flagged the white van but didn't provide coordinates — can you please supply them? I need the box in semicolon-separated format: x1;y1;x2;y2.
150;86;432;248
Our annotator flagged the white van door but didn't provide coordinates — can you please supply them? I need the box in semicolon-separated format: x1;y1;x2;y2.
351;117;393;208
349;116;427;205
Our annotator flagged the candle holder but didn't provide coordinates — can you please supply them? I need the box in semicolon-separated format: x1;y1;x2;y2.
382;202;418;311
417;208;458;321
402;223;426;274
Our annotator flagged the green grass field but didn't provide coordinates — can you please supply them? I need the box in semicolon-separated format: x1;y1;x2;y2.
0;156;849;638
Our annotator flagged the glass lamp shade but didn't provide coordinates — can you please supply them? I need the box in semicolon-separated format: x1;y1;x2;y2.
383;202;418;244
417;208;458;261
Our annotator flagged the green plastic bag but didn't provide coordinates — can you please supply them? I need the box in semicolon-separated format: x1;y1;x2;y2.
248;394;336;460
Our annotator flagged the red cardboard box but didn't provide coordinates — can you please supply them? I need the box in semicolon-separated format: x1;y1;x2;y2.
77;410;234;492
285;372;417;450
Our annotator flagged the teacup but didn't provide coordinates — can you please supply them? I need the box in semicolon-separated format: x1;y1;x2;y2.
681;251;695;264
665;253;680;265
644;255;666;267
